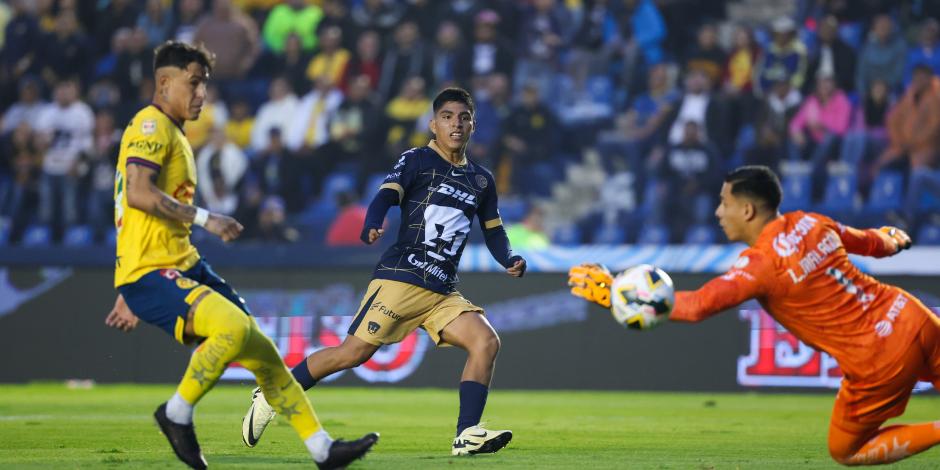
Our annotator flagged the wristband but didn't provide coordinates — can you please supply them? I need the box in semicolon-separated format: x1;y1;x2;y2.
193;207;209;227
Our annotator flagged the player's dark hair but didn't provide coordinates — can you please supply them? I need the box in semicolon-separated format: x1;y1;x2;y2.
724;165;782;212
432;87;474;115
153;40;215;73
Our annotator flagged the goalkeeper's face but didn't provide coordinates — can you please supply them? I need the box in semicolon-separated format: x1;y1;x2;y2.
159;62;209;122
716;182;747;242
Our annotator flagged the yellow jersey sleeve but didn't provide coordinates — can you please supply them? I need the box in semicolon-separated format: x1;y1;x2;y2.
124;112;173;171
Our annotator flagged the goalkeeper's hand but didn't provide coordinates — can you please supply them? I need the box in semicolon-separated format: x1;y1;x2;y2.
880;226;912;254
567;263;614;308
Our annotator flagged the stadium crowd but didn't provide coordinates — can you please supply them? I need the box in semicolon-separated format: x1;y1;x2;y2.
1;0;940;246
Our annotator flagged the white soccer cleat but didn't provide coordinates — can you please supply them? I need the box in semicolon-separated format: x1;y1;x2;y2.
451;424;513;456
242;387;277;447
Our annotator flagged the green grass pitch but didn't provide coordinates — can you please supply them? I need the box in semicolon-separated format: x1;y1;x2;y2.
0;384;938;469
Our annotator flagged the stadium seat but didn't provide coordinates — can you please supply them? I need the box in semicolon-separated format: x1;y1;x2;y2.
64;225;93;247
498;197;528;224
552;224;582;246
636;223;669;245
917;223;940;245
360;173;388;204
865;171;904;214
320;171;358;204
779;171;811;212
818;170;857;215
593;223;626;245
684;224;717;244
22;225;51;247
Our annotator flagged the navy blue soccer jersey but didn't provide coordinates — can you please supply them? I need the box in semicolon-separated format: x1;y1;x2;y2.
372;143;502;294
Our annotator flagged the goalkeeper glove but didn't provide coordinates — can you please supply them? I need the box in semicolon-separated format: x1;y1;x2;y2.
567;263;614;308
879;226;912;253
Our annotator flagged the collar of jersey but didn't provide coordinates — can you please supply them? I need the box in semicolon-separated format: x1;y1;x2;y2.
428;139;467;167
149;103;186;134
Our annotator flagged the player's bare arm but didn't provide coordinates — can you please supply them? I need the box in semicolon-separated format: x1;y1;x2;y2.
125;162;243;242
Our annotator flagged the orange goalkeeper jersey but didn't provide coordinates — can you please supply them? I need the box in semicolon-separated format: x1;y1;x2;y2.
672;211;929;382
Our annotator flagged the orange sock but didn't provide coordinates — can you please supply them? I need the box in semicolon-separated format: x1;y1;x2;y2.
845;422;940;465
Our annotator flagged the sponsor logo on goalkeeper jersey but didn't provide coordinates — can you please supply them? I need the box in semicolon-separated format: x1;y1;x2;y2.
874;294;908;338
772;214;818;258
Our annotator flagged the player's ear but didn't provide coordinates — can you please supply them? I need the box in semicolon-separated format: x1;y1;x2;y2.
429;117;437;136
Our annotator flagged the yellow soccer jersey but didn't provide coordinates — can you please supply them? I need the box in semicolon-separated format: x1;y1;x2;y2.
114;105;200;287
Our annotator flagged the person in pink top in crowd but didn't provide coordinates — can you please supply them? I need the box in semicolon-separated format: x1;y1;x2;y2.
788;74;852;200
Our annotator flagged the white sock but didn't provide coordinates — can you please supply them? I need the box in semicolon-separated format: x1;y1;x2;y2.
166;392;194;425
305;429;333;463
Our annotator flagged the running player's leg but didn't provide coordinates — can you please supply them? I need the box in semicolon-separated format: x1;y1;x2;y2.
292;335;379;387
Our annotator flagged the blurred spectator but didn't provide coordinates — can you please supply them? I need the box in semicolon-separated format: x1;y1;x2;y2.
114;27;152;101
755;79;802;143
725;25;760;95
755;17;808;95
566;0;620;91
250;77;298;152
84;109;120;236
283;76;343;211
325;74;382;173
171;0;205;44
250;127;288;197
1;0;42;88
224;100;254;149
251;195;299;242
685;23;726;87
856;14;906;94
664;69;731;156
515;0;567;98
628;0;667;66
285;76;343;153
117;77;155;129
789;75;852;200
137;0;174;47
93;0;138;55
94;27;130;83
467;10;515;82
875;65;940;221
0;3;10;48
39;8;91;86
197;129;247;216
384;76;431;159
430;21;471;90
185;84;228;150
469;73;512;165
658;121;721;240
847;79;892;197
34;79;93;232
306;25;350;86
804;15;856;95
35;0;56;33
262;0;322;54
597;62;678;173
317;0;356;51
194;0;260;80
326;191;367;247
878;65;940;171
350;0;404;39
905;19;940;83
501;83;559;194
1;77;45;134
854;79;891;138
744;124;784;174
506;205;549;249
377;20;431;103
430;0;489;42
1;123;41;241
339;29;382;93
274;33;314;96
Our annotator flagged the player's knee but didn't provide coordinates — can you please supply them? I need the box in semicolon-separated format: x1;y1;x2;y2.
473;331;501;359
339;341;375;367
828;436;860;465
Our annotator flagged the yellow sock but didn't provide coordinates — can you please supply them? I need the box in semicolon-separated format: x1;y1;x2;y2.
176;289;252;404
236;317;323;439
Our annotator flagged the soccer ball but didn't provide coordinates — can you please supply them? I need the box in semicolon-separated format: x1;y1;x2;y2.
610;264;675;329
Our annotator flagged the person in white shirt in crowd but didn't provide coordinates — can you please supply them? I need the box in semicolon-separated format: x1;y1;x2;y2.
33;79;94;231
197;128;248;216
250;76;298;153
1;77;46;135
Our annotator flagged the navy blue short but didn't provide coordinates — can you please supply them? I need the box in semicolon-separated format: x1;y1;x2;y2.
118;259;250;342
